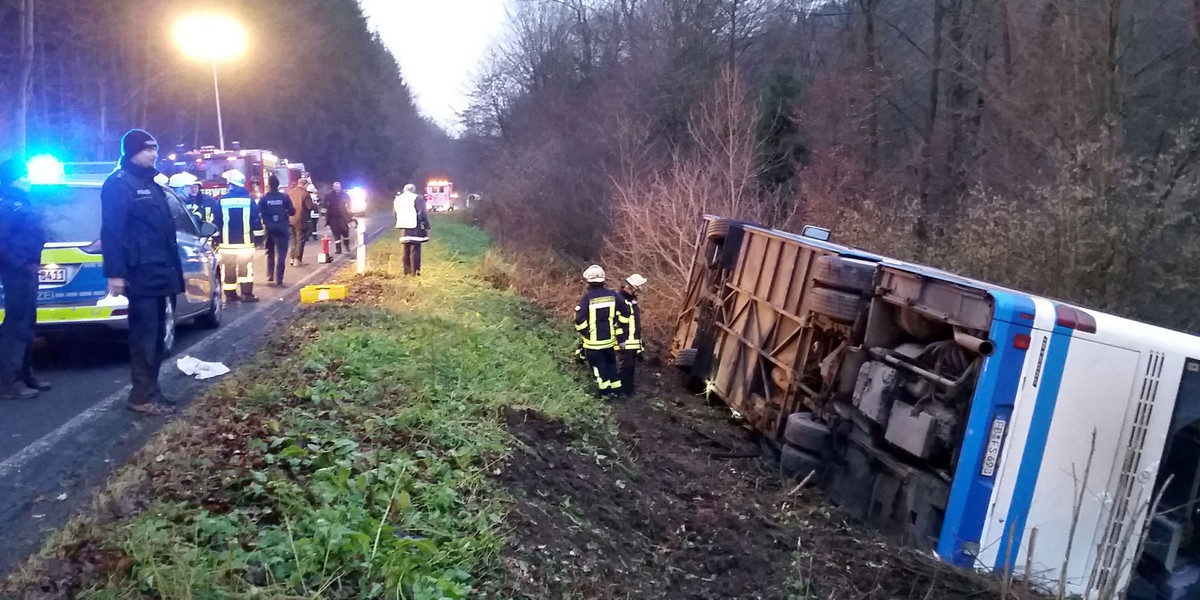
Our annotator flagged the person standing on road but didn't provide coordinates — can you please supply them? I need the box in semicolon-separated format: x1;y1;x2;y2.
217;169;264;303
287;177;313;266
325;181;351;254
393;183;430;276
615;274;647;397
0;159;50;400
260;174;295;286
574;265;629;398
306;182;320;241
168;172;203;217
100;129;185;415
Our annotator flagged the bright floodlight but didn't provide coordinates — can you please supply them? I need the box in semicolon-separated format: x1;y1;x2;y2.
174;14;247;61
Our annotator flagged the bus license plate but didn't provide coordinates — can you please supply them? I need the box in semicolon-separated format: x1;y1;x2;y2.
980;419;1007;477
38;268;67;284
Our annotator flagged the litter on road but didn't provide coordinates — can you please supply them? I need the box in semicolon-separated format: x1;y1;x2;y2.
175;356;231;380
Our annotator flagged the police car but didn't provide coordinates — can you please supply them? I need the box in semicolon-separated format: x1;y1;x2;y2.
0;157;222;353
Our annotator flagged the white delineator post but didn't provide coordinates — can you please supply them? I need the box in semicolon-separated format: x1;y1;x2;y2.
356;217;367;274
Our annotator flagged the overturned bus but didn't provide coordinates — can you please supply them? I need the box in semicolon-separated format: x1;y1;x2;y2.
670;216;1200;599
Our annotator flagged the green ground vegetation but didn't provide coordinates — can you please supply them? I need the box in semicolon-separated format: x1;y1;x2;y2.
55;217;611;599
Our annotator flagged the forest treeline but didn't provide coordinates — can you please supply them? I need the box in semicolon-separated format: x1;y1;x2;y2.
463;0;1200;334
0;0;443;189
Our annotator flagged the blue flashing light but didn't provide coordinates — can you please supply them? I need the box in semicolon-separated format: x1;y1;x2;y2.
27;155;65;184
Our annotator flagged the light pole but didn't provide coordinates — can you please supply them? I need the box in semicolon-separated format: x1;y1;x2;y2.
173;14;247;151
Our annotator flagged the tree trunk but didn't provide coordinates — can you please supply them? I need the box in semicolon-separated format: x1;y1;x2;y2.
15;0;37;154
917;0;945;241
860;0;879;177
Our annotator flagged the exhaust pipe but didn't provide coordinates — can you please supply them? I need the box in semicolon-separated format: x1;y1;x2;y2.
953;329;995;357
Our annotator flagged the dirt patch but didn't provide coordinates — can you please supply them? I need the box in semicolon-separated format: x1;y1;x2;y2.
489;367;1007;600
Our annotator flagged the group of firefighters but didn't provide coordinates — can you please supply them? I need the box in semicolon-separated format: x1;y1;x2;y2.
160;169;354;302
574;265;647;398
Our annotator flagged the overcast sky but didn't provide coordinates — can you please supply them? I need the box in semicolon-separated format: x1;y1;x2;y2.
359;0;512;134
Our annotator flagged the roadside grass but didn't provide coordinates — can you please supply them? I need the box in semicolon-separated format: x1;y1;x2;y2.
9;217;613;599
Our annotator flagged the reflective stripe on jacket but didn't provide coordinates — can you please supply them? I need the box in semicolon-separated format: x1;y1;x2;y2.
617;290;642;351
574;285;629;350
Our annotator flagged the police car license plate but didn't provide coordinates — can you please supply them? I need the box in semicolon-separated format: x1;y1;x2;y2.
38;267;67;284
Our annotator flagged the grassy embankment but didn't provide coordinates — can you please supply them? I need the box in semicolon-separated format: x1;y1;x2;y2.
8;217;612;599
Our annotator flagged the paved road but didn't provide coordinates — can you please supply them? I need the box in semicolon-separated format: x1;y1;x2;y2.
0;216;392;576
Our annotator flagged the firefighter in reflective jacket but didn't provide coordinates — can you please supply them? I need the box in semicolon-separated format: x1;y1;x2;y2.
616;274;647;397
574;265;629;397
217;169;264;303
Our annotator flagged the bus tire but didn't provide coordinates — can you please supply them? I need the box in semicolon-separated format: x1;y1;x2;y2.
780;444;824;480
812;255;876;293
674;348;698;368
810;286;865;324
706;219;733;241
783;413;832;453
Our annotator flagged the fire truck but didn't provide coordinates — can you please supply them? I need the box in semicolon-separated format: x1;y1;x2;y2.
425;178;455;212
162;143;284;199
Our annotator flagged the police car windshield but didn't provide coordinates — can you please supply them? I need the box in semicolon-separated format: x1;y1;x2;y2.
32;184;102;243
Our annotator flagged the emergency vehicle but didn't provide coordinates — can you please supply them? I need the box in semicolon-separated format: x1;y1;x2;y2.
425;179;454;211
161;143;282;198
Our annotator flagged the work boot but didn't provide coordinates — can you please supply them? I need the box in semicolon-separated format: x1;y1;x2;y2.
127;402;176;415
23;376;52;392
0;382;38;400
225;291;239;303
241;293;259;303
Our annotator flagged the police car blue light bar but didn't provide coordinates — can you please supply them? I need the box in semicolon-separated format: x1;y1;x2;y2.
27;155;65;184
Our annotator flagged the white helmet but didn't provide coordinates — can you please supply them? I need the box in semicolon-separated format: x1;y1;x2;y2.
583;265;606;283
403;183;417;193
153;173;168;187
626;274;647;289
168;172;199;188
222;169;246;187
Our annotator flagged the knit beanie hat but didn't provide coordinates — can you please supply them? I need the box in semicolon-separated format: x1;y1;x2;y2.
121;129;158;157
0;159;28;186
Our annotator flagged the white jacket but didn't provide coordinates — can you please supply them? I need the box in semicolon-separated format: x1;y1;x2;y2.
394;191;419;229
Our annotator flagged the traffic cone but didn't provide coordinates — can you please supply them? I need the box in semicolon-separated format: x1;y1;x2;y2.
317;235;332;264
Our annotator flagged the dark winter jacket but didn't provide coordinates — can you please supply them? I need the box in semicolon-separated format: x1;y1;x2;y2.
574;284;630;350
260;189;295;230
0;184;47;271
324;190;350;227
100;158;185;297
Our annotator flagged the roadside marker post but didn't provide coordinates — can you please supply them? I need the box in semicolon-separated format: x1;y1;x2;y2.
356;217;367;275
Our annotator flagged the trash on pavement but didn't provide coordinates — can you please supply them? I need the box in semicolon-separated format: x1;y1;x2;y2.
175;355;231;380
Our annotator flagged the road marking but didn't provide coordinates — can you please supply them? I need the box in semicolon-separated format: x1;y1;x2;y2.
0;223;392;479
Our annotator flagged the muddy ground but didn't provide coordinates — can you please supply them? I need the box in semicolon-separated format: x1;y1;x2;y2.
485;366;1008;600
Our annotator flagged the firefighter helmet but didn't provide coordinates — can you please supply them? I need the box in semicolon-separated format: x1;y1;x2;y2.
168;172;199;188
222;169;246;187
626;274;647;289
153;173;168;187
583;265;606;283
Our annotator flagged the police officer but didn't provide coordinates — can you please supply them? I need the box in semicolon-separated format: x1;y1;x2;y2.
0;159;49;399
260;174;295;285
616;274;647;397
101;129;185;415
217;169;264;302
574;265;629;398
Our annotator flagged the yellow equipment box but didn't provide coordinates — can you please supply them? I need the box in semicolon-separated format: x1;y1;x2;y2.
300;284;348;303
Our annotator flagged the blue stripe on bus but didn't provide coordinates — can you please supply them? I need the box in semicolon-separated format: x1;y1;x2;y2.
937;290;1036;567
993;310;1073;571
